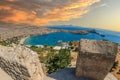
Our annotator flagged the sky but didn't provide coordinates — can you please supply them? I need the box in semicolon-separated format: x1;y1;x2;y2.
0;0;120;31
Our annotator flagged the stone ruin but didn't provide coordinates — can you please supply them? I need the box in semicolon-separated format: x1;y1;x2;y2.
0;39;118;80
0;45;45;80
76;39;118;80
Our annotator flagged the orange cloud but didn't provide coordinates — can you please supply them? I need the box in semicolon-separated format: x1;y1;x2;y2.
0;0;101;26
0;6;11;10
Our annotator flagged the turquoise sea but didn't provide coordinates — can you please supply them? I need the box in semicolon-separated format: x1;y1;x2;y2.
24;25;120;46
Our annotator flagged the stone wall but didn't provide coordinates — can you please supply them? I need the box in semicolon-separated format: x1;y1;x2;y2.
0;45;45;80
76;39;118;80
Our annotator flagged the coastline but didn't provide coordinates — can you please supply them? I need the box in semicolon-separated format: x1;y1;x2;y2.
1;26;120;47
0;26;104;42
0;27;57;41
19;36;29;45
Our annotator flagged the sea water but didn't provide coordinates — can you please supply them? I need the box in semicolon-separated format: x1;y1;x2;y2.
24;26;120;46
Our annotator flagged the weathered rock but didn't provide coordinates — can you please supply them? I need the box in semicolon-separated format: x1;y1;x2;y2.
76;39;118;80
0;68;13;80
0;45;45;80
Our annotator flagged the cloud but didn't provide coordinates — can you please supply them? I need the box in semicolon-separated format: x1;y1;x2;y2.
94;3;108;9
0;0;101;26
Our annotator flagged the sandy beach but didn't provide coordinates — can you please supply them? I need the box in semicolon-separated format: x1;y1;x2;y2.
19;36;29;45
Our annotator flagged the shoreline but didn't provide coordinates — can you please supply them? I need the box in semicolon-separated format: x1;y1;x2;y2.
1;26;120;46
19;36;29;45
0;27;57;41
0;26;104;42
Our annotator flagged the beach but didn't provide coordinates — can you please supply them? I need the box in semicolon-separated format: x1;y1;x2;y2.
19;36;29;45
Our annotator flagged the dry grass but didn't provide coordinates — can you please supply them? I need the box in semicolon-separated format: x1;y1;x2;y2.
112;46;120;80
71;51;78;67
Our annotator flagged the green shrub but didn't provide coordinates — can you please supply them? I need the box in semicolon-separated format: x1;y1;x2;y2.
46;49;72;74
0;37;20;46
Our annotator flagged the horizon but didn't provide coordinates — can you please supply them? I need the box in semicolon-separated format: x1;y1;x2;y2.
0;0;120;31
48;25;120;32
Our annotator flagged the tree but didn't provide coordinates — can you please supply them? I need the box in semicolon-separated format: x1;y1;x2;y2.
46;48;72;74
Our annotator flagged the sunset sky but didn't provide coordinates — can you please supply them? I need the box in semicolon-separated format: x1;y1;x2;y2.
0;0;120;31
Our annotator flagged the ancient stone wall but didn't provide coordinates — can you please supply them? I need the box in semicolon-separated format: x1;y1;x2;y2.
0;45;45;80
76;39;118;80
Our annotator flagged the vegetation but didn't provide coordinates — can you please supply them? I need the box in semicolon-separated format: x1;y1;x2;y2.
29;41;80;74
46;49;72;74
30;46;44;52
68;41;79;52
29;45;72;74
29;45;46;63
110;61;119;72
117;69;120;74
0;37;20;46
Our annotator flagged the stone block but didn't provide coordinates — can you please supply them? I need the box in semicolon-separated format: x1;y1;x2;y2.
76;39;118;80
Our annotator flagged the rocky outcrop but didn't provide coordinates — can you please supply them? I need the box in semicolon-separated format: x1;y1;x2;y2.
0;45;45;80
76;39;118;80
58;30;89;34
